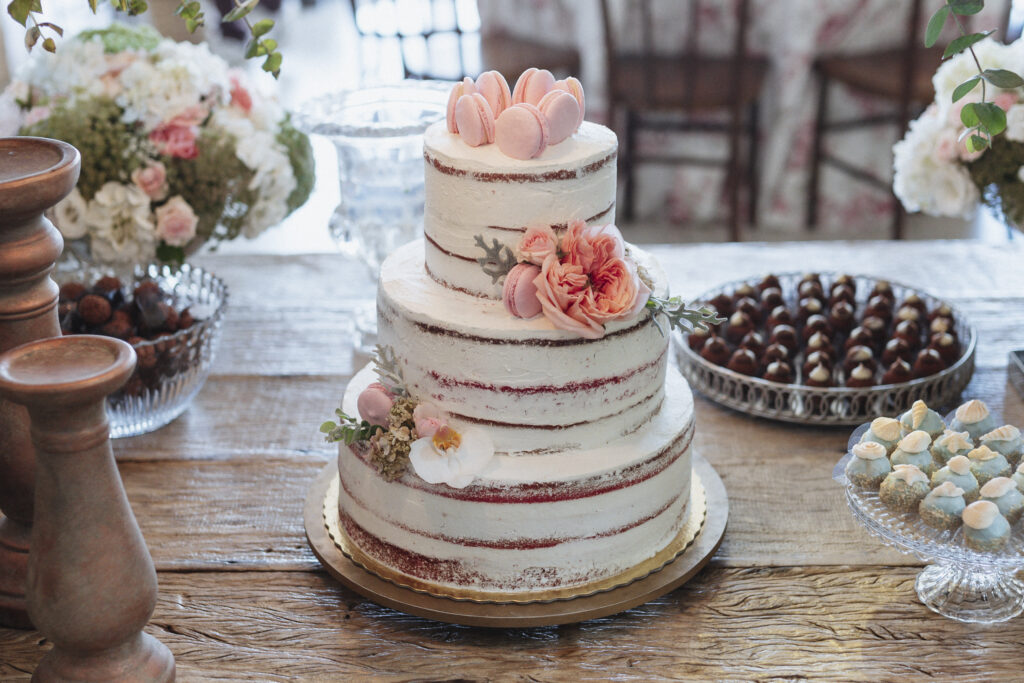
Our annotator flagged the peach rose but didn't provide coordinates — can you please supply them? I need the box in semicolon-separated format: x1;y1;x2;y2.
131;162;168;201
561;219;625;271
154;196;198;247
149;122;199;160
517;224;558;265
580;257;651;324
230;74;253;114
533;254;603;339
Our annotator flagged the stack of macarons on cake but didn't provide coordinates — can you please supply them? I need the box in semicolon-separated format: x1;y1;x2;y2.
447;68;586;159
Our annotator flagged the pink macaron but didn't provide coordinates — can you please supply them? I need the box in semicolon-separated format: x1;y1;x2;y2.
503;263;543;319
455;93;495;147
512;67;556;106
552;76;585;129
495;103;549;159
475;70;512;118
537;89;580;145
446;76;477;134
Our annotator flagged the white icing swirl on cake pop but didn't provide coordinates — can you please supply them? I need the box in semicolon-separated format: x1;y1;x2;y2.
981;425;1021;443
948;455;971;475
963;500;1000;529
956;399;990;425
969;445;1000;462
980;477;1018;498
937;430;972;453
871;417;901;442
852;442;886;460
910;400;929;429
809;364;830;382
897;430;931;454
891;464;928;486
931;481;965;498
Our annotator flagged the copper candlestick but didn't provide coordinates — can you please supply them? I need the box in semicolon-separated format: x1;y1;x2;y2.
0;136;80;629
0;335;175;682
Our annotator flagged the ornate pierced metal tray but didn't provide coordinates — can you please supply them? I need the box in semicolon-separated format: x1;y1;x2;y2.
674;273;976;426
834;423;1024;624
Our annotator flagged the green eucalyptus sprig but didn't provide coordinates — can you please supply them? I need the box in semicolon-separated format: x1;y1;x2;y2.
320;409;381;446
6;0;282;76
926;0;1024;151
645;296;724;338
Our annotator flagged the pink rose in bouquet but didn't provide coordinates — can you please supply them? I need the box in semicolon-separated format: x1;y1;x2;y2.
155;196;198;247
131;161;168;200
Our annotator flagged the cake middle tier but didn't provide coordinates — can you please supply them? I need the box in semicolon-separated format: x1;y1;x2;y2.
423;120;617;299
378;240;669;456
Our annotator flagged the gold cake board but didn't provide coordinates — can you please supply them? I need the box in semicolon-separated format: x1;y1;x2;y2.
304;451;728;627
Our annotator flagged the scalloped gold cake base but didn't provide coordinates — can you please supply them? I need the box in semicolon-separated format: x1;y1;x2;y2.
304;452;728;627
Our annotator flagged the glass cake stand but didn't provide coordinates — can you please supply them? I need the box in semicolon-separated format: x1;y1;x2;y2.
833;423;1024;624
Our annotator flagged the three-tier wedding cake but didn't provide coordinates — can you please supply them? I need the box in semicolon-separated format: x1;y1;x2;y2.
326;69;710;594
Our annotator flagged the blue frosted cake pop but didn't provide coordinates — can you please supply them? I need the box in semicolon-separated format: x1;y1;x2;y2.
890;430;936;476
879;464;930;512
932;455;980;503
899;400;946;439
979;425;1023;468
979;477;1024;524
845;441;891;489
930;429;973;468
918;481;966;530
962;500;1011;553
968;445;1012;487
859;416;903;455
949;399;997;442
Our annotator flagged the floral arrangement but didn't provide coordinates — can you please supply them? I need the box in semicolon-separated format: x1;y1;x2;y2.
894;2;1024;225
321;346;495;489
0;24;313;265
478;220;720;340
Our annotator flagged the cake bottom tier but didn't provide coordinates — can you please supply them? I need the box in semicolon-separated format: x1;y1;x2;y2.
337;365;695;593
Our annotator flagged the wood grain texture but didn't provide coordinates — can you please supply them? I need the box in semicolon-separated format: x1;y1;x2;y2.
6;567;1024;682
3;243;1024;679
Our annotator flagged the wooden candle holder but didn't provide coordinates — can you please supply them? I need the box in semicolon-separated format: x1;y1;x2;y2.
0;335;175;682
0;137;79;629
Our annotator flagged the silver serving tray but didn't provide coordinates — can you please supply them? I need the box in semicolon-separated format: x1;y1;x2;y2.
674;273;976;426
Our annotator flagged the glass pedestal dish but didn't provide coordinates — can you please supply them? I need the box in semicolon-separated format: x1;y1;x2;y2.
834;424;1024;624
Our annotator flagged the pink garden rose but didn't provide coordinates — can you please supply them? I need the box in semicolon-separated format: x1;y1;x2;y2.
579;257;651;324
154;196;198;247
517;224;558;265
413;403;446;439
230;74;253;114
561;219;625;271
131;162;168;201
533;254;603;339
149;122;199;159
357;382;394;426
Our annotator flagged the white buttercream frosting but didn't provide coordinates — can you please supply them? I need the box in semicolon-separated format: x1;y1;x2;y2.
937;429;972;453
931;481;965;498
898;430;931;454
981;476;1018;498
969;445;1000;462
871;417;901;442
948;455;972;475
852;442;886;460
891;464;928;486
423;120;617;298
850;364;873;380
956;399;990;424
981;425;1021;443
809;364;830;382
962;500;1000;529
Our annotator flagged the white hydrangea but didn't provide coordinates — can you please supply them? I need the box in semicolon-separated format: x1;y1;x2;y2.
1006;104;1024;142
893;108;980;218
15;38;109;103
85;182;157;264
49;188;89;240
0;91;21;137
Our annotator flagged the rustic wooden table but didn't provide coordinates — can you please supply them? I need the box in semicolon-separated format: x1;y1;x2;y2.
2;240;1023;681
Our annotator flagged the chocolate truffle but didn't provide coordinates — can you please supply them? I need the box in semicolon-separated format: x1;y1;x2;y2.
735;296;762;325
828;301;855;335
799;273;823;289
769;324;799;355
805;331;835;360
796;297;824;326
700;336;731;366
913;348;946;378
846;363;876;388
929;303;955;324
882;358;913;384
829;284;855;307
766;305;794;331
732;283;757;302
762;343;791;365
739;331;766;358
862;295;893;323
804;362;834;387
758;274;782;292
725;311;755;344
929;316;956;338
831;274;856;294
762;359;794;384
709;293;733;318
861;316;888;347
759;287;784;315
727;348;759;376
845;326;876;352
798;282;825;306
870;280;895;303
687;325;712;352
893;319;921;347
881;337;914;365
843;345;877;375
901;293;928;317
929;332;961;365
802;314;833;341
895;305;922;327
802;350;833;376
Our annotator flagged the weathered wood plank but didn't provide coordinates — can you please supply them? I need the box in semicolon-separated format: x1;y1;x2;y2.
4;566;1021;682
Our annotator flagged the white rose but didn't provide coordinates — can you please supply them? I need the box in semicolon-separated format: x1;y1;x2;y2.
85;182;157;264
49;188;89;239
